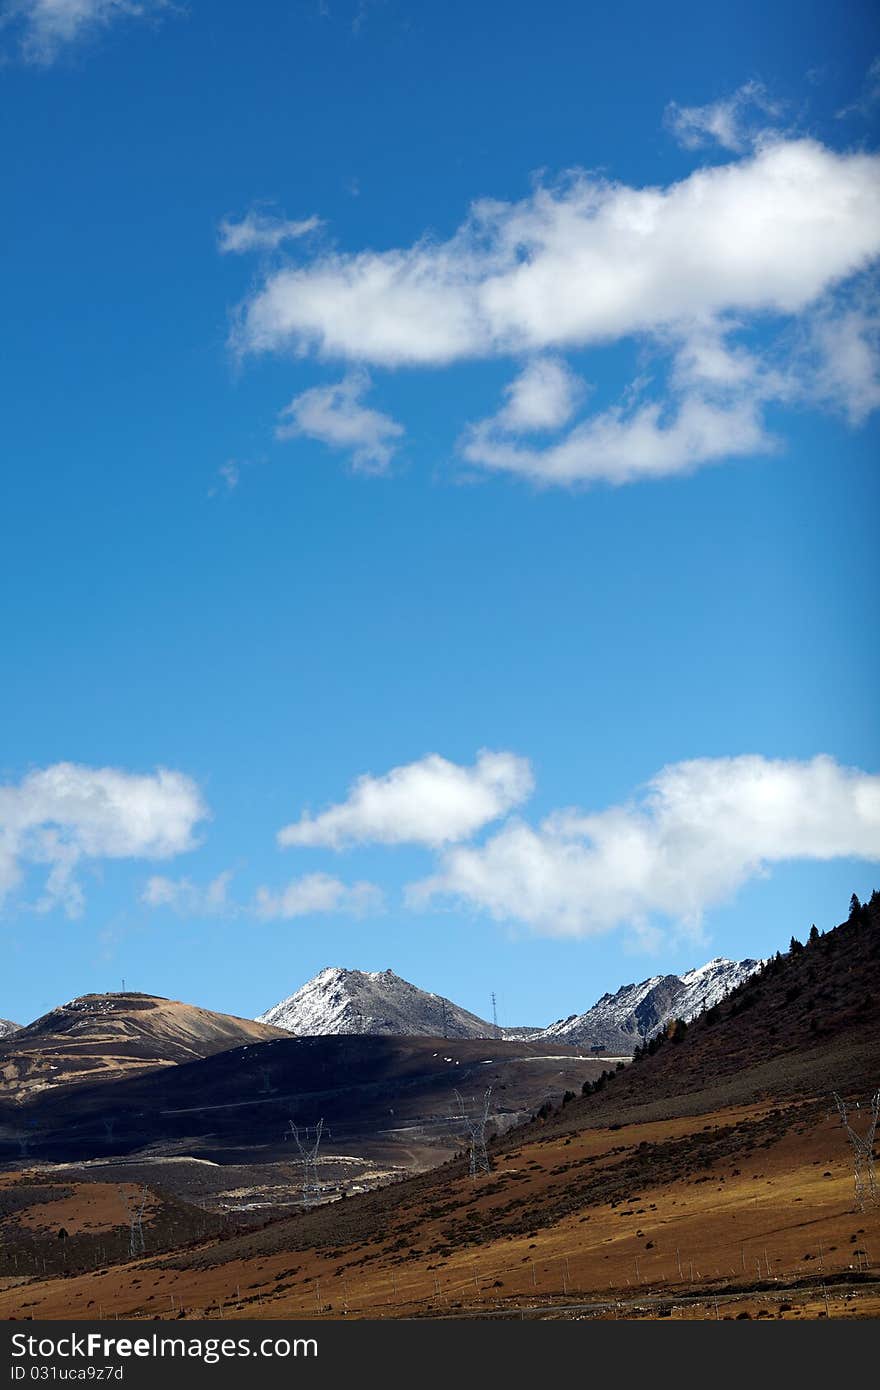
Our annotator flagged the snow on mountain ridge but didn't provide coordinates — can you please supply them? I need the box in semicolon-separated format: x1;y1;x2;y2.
258;955;763;1049
257;966;495;1039
524;956;764;1049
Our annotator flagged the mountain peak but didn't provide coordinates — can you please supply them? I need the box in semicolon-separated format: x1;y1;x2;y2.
257;967;490;1038
533;956;763;1048
257;954;762;1048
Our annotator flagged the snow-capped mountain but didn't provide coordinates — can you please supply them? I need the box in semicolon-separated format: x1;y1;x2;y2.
0;1018;20;1040
522;957;763;1051
258;957;762;1050
257;967;497;1039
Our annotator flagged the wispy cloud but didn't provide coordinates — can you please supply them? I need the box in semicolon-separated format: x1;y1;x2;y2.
276;370;404;473
837;56;880;120
142;867;383;923
1;0;171;66
218;210;323;256
207;460;241;498
141;869;233;916
254;873;383;920
409;755;880;939
664;81;783;153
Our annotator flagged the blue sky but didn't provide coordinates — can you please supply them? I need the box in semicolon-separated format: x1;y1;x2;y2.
1;0;878;1030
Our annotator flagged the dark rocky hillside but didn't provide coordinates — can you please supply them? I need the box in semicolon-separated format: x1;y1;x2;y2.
535;893;880;1135
0;1033;607;1168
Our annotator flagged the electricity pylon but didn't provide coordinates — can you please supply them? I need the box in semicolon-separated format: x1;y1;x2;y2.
119;1186;147;1258
454;1088;492;1179
284;1118;324;1207
834;1090;879;1210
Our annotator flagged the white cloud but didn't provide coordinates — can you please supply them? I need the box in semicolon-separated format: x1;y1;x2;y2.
409;755;880;939
461;367;772;486
218;211;323;256
459;295;880;486
233;140;880;369
803;295;880;426
669;321;769;393
665;81;782;153
1;0;169;64
226;130;880;487
276;369;404;472
254;873;383;920
142;869;233;915
278;750;534;850
0;762;208;916
491;357;584;432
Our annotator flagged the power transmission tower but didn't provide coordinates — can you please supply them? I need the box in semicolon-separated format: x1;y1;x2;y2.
284;1118;324;1207
491;992;499;1039
454;1088;492;1179
119;1186;147;1258
833;1090;879;1210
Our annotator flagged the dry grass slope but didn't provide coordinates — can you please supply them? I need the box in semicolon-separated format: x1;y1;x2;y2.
1;900;877;1321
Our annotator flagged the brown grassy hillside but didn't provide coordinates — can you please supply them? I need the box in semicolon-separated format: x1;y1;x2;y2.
0;993;290;1100
1;901;877;1321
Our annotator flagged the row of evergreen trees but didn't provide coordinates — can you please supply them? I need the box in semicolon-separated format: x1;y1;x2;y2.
787;888;878;956
563;890;877;1111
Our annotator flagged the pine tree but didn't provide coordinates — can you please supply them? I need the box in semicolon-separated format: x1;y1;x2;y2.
850;893;862;920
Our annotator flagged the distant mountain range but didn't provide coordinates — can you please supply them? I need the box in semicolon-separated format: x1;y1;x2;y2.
0;957;763;1084
257;958;763;1051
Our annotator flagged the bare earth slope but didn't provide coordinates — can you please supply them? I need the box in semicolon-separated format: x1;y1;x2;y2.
0;992;290;1100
